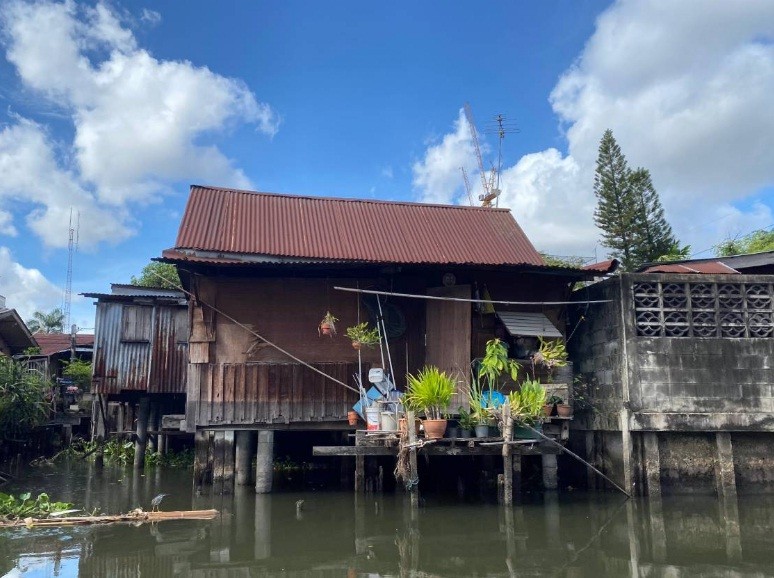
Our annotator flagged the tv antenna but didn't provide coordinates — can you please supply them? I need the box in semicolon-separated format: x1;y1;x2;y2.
63;209;80;331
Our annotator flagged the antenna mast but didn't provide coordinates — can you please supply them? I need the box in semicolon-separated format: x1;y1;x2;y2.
63;209;79;331
459;167;475;206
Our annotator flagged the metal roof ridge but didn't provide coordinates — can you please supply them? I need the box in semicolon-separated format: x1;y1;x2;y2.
190;184;513;212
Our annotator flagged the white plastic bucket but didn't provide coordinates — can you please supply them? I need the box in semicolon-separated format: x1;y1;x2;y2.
365;407;381;431
380;411;397;432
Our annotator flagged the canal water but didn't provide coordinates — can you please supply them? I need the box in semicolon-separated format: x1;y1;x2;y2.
1;462;773;577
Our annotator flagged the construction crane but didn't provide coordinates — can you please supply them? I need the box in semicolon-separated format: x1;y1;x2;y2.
62;209;79;331
463;102;500;207
459;167;475;206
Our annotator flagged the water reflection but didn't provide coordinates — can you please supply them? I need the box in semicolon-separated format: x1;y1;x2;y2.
1;462;773;577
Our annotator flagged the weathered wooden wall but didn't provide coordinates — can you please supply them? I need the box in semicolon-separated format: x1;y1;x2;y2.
184;268;573;429
190;361;360;427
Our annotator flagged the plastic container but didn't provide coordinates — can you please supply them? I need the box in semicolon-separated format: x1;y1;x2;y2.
365;407;381;431
380;411;398;431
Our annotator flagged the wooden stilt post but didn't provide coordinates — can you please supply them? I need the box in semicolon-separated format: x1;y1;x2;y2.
148;401;159;453
133;397;150;470
502;404;513;505
406;410;419;508
355;455;365;493
513;454;522;503
193;430;210;489
212;431;226;495
116;402;125;437
222;430;235;494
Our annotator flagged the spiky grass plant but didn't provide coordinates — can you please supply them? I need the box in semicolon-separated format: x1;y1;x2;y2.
404;365;456;420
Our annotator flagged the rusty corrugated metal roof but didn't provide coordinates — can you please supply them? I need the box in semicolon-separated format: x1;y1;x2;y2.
33;333;94;357
640;262;740;274
169;186;545;266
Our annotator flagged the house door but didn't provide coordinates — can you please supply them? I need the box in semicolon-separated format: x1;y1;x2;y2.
425;285;471;410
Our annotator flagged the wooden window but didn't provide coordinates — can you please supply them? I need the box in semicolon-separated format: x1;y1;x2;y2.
121;306;152;342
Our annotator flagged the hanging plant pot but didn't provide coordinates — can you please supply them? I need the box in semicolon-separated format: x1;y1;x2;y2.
347;410;359;426
318;312;338;337
320;323;333;336
352;340;362;350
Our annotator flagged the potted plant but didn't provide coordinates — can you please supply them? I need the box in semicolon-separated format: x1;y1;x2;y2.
556;398;572;417
318;312;339;337
531;337;568;381
468;377;495;438
347;410;359;426
345;322;381;350
544;395;563;417
403;365;456;439
507;379;547;439
457;407;475;438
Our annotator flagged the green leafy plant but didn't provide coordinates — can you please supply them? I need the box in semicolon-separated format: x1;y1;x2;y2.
0;357;51;440
467;375;494;425
457;407;476;430
547;395;563;406
531;337;568;379
404;365;456;420
478;338;520;390
62;358;92;390
103;439;135;466
0;492;75;520
507;379;547;425
345;322;381;348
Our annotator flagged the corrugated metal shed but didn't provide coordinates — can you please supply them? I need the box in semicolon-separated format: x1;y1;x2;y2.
496;311;562;338
167;185;545;266
87;292;188;395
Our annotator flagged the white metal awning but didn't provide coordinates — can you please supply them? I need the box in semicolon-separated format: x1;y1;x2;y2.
496;311;562;338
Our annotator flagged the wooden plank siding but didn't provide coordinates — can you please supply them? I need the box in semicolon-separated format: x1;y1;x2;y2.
190;361;360;427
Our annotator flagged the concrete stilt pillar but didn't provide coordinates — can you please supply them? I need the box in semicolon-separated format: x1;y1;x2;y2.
133;397;150;470
193;430;211;489
254;494;272;559
715;432;742;561
213;430;235;495
643;432;662;497
235;430;256;486
512;454;522;502
620;409;634;495
255;430;274;494
542;453;558;490
116;402;125;436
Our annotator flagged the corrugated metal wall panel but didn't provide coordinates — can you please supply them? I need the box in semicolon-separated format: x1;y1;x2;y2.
92;300;188;395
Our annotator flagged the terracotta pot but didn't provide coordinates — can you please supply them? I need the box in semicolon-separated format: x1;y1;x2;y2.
543;403;555;417
556;403;572;417
347;410;358;426
320;323;332;336
423;419;448;439
352;340;362;350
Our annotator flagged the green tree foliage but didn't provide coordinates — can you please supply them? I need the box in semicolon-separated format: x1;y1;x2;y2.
62;358;92;390
593;130;677;270
539;253;586;268
656;242;692;262
26;308;65;334
130;261;181;289
0;357;50;439
716;229;774;257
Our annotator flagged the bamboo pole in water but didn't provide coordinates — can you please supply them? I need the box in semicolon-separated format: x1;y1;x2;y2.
0;509;219;528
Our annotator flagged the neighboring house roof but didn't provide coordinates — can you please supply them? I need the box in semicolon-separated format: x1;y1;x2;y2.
33;333;95;357
0;308;36;355
640;262;740;275
637;250;774;275
582;259;620;274
164;185;545;267
82;284;186;302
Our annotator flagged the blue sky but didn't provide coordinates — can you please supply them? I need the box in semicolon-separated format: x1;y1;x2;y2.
1;0;773;331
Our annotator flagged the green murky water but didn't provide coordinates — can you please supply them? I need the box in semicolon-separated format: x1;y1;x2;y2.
1;462;773;577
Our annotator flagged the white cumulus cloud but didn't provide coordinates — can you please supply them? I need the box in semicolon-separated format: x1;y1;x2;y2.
0;247;62;322
413;0;774;259
0;0;279;244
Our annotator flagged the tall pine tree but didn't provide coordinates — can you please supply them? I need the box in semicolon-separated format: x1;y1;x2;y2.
593;130;677;270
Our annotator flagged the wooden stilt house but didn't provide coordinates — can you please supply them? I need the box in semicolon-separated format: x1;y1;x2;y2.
162;185;612;492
